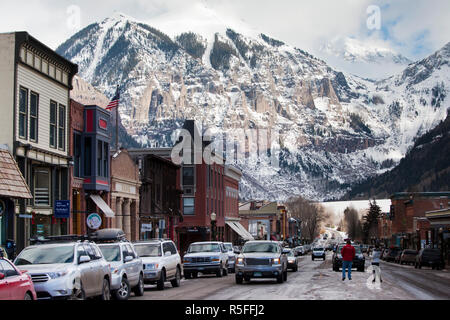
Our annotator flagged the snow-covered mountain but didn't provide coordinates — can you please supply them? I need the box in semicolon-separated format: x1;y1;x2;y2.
58;13;450;201
319;37;412;79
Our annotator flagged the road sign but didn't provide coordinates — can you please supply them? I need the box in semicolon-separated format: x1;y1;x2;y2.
55;200;70;218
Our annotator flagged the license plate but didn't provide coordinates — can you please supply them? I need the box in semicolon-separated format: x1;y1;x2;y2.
198;267;205;270
254;272;262;277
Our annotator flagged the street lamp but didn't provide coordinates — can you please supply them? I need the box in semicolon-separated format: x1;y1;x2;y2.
211;212;217;241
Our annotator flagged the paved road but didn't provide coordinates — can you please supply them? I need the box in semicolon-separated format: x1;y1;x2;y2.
131;251;450;300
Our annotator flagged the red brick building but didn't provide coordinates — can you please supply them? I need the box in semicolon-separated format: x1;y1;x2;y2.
389;192;450;249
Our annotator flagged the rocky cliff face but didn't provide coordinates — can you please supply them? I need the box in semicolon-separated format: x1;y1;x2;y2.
58;13;450;201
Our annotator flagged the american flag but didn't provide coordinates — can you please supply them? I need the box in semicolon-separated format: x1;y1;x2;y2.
106;87;120;110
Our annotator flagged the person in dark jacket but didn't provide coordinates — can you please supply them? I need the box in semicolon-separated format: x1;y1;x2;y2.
341;239;355;281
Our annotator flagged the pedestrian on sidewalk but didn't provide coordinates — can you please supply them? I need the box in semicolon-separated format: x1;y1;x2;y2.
341;239;355;281
371;245;383;283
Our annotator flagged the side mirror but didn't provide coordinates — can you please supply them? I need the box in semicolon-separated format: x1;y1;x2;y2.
164;251;172;257
124;255;133;263
79;255;91;264
0;272;5;280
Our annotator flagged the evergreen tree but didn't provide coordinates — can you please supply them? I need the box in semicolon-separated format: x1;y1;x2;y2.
362;200;381;243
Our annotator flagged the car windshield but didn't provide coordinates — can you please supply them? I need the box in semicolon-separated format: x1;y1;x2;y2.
287;250;294;257
314;248;324;251
242;243;280;253
134;244;162;257
188;243;221;253
224;244;233;251
338;246;361;254
15;245;74;265
99;245;121;262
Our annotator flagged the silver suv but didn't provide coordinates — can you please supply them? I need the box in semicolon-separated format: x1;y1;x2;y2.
133;239;182;290
235;240;289;284
14;237;111;300
183;241;229;278
223;242;236;273
95;230;144;300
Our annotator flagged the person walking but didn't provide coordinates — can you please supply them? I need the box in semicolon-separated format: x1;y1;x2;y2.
341;239;355;281
371;245;383;283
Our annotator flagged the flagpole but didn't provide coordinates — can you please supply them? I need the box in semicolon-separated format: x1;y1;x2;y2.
116;85;119;152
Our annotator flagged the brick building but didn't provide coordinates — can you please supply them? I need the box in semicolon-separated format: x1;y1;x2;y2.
110;148;141;241
389;192;450;249
69;100;114;235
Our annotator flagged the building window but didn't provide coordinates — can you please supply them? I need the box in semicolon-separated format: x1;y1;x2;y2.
55;68;62;82
49;101;57;148
97;140;102;177
30;92;39;142
41;59;48;74
58;104;65;150
19;87;28;139
74;133;82;177
84;137;92;176
34;168;50;206
183;198;195;215
103;142;109;177
182;166;194;186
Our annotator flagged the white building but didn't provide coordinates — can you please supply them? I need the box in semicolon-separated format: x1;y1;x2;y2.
0;32;78;250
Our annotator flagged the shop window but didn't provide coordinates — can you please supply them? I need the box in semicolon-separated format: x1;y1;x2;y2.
182;166;194;186
58;104;65;150
49;101;57;148
34;168;50;206
84;137;92;176
103;142;109;177
73;133;82;177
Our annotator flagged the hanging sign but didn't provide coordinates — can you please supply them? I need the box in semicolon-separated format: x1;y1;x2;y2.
87;213;102;230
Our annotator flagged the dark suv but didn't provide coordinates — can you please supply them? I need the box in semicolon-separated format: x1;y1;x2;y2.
332;244;365;272
384;247;402;262
415;248;444;270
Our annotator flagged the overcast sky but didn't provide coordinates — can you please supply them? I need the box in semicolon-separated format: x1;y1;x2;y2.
0;0;449;62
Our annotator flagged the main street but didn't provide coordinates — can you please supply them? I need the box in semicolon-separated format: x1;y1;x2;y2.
132;251;450;300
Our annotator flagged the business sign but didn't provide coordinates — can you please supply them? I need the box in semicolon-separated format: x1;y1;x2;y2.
86;213;102;230
55;200;70;218
141;223;152;232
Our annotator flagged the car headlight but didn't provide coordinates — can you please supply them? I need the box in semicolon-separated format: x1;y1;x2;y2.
146;263;158;270
237;257;244;265
48;271;68;279
288;258;295;263
272;258;281;265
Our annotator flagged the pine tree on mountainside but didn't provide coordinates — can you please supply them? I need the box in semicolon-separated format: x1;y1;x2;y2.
362;200;381;243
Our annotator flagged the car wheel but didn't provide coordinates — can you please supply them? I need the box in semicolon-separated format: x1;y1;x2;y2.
133;274;145;296
100;278;111;300
69;279;85;300
277;272;283;283
293;265;298;272
418;263;422;269
358;266;365;272
156;270;166;291
216;264;223;277
115;277;130;300
184;271;192;279
236;275;243;284
414;263;418;269
312;257;314;261
223;266;228;276
283;270;288;282
192;272;198;279
24;292;33;300
244;276;251;282
171;267;181;288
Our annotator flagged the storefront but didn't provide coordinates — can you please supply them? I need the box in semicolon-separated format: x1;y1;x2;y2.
426;208;450;267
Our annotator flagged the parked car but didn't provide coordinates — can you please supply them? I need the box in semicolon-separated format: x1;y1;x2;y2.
183;242;228;278
223;242;236;273
94;229;144;300
332;244;365;272
384;247;402;262
286;249;299;272
133;239;182;290
0;255;36;300
381;248;390;260
235;240;289;284
14;236;111;300
312;247;326;261
415;248;444;270
398;250;418;265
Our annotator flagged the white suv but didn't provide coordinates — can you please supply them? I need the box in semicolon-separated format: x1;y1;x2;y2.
14;238;111;300
183;242;229;278
223;242;236;273
133;239;182;290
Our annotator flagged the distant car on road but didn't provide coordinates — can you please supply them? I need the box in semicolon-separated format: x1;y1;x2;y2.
332;244;365;272
293;246;305;256
183;242;229;278
286;249;299;272
312;247;326;261
384;247;402;262
0;256;36;300
235;240;289;284
133;239;182;290
398;250;418;265
415;248;444;270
